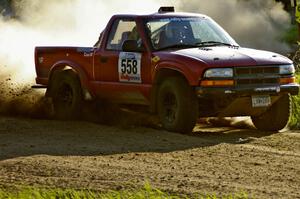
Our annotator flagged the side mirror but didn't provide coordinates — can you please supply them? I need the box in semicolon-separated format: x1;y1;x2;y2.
122;40;143;52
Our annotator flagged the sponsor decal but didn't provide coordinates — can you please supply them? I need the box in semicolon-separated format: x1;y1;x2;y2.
77;47;94;57
254;87;280;93
38;57;44;64
151;56;160;63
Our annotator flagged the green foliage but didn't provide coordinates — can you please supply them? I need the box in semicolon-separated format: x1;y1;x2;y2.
282;25;298;45
290;73;300;129
0;184;250;199
290;94;300;129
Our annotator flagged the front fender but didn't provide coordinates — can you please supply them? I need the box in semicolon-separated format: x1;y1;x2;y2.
153;61;199;86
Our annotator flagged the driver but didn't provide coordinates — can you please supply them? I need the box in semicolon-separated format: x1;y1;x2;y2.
129;26;139;40
159;21;194;48
166;21;187;43
128;26;143;48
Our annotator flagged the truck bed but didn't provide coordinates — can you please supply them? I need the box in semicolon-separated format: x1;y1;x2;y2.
35;47;95;85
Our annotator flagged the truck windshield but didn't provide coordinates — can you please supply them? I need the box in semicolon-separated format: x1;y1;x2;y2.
145;17;238;50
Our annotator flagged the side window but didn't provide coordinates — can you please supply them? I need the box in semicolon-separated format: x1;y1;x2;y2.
106;19;140;51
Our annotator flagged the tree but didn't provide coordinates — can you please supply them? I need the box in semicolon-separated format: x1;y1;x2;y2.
0;0;13;18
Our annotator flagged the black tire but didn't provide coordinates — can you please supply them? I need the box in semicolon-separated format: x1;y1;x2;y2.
251;94;291;131
157;77;198;133
49;71;83;120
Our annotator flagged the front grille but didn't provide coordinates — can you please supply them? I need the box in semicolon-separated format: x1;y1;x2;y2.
234;66;280;86
235;66;279;76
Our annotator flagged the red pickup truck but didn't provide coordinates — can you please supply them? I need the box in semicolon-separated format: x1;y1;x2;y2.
34;7;299;133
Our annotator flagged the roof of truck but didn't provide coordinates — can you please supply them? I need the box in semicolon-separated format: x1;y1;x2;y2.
111;12;209;20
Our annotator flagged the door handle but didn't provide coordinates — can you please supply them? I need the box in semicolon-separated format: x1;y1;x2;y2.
100;56;109;63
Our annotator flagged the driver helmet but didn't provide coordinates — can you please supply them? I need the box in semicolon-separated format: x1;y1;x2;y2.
165;21;189;40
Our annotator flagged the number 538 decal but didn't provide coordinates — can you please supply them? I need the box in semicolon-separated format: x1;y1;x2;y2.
118;52;142;83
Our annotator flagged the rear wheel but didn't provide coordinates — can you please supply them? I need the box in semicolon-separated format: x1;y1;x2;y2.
49;71;83;120
157;77;198;133
251;94;291;131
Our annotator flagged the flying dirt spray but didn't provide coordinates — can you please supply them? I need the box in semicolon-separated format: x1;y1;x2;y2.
0;0;292;125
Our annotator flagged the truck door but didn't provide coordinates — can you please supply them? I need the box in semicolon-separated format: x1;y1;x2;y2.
93;18;151;104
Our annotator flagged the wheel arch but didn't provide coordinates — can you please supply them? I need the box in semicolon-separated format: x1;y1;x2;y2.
150;67;191;113
47;61;94;99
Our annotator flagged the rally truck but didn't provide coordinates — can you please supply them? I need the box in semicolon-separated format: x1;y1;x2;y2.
34;7;299;133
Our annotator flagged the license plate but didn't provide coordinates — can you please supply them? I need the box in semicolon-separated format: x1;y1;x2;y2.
252;95;271;108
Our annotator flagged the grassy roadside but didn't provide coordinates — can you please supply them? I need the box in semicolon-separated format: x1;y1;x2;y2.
0;184;250;199
282;23;300;129
290;72;300;129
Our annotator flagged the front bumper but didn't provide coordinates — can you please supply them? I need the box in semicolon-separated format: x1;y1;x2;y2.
196;83;300;97
195;83;299;117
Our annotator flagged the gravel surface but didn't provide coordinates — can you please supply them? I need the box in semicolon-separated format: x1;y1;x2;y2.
0;116;299;198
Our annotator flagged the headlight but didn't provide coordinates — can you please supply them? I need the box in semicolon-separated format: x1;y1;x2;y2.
280;64;295;75
204;68;233;78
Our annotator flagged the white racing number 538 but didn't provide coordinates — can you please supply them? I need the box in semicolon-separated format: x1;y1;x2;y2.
118;52;142;83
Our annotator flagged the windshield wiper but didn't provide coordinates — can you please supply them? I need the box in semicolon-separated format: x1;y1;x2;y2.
196;41;239;47
157;44;199;51
156;41;239;51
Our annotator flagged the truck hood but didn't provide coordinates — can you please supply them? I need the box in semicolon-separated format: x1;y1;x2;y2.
170;46;292;67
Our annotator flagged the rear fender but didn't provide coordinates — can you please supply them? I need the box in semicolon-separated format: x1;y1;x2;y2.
47;60;94;99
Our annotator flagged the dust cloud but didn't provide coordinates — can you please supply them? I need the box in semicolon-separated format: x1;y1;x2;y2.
0;0;166;82
0;0;165;117
176;0;291;53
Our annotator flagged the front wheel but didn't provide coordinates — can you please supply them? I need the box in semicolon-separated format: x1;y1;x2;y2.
251;94;291;131
157;77;198;133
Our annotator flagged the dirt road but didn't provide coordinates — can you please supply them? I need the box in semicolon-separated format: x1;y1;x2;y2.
0;116;299;198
